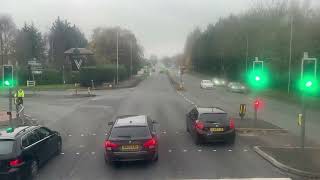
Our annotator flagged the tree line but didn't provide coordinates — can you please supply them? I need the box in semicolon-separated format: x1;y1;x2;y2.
0;15;144;74
182;0;320;90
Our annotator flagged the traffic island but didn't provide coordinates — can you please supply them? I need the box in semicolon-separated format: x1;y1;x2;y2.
234;117;288;134
254;146;320;178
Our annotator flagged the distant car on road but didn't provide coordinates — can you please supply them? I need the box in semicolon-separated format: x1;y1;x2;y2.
200;80;214;89
186;107;235;145
104;115;158;165
212;78;227;86
227;82;247;93
0;126;62;180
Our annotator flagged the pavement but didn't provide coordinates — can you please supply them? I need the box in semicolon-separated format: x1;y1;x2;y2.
0;72;301;180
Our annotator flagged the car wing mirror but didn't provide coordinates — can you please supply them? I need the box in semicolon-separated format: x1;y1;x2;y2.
107;121;113;126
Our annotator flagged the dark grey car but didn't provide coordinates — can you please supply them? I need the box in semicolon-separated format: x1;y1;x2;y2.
104;115;158;164
186;107;235;145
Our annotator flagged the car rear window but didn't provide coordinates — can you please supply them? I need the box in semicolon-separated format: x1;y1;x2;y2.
0;140;15;154
110;126;151;139
199;113;227;123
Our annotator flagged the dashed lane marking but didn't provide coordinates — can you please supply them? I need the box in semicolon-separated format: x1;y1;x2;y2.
244;149;248;152
60;152;64;155
197;149;202;152
91;152;96;155
183;149;187;152
68;134;72;137
212;150;217;152
79;145;85;148
80;134;84;137
168;149;172;153
76;152;80;155
92;133;96;136
228;149;232;152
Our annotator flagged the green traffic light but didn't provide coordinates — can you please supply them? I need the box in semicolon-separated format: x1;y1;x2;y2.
4;80;10;86
246;69;269;90
255;76;261;81
305;81;313;87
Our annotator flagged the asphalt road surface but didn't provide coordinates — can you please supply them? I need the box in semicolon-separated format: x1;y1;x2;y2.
1;73;292;180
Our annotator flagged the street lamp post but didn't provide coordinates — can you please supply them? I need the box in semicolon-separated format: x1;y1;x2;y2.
116;31;119;85
288;14;293;94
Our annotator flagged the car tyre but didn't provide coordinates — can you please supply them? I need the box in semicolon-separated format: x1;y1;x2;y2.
227;136;235;145
56;140;62;155
194;134;202;145
29;160;38;180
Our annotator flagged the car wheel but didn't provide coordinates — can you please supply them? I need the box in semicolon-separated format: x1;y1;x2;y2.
194;134;202;145
227;137;235;145
29;160;38;179
56;140;62;155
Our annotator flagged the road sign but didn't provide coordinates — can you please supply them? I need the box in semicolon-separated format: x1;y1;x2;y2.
298;113;303;126
239;104;246;120
299;53;317;93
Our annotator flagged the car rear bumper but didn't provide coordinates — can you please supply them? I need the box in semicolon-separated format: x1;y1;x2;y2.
197;129;235;142
0;168;22;180
105;150;157;162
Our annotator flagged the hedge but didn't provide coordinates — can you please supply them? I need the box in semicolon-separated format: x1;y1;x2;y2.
79;65;128;86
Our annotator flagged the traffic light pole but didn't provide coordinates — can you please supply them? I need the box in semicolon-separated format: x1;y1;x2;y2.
8;88;13;127
301;94;306;148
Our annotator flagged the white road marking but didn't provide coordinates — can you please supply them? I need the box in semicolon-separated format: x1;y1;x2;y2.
197;149;202;152
212;150;217;152
244;149;248;152
60;152;65;155
183;149;187;152
91;152;96;155
92;133;96;136
176;178;292;180
81;134;84;137
68;134;72;137
176;132;179;134
228;149;232;152
168;149;172;153
162;131;167;134
76;152;80;155
79;145;85;148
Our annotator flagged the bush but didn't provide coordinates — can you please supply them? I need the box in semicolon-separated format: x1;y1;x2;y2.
79;65;128;86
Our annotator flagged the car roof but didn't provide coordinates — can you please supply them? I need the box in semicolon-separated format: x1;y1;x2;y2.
114;115;148;127
0;126;37;139
197;107;226;114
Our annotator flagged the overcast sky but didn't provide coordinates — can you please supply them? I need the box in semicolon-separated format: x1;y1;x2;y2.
0;0;317;58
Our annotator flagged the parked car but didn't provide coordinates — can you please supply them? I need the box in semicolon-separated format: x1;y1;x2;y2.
0;126;62;180
104;115;158;165
200;80;214;89
212;78;227;86
227;82;248;93
186;107;235;145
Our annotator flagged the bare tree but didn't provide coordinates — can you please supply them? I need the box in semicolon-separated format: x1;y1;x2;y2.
0;14;16;66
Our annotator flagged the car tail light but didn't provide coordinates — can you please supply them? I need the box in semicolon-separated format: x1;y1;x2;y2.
9;158;24;167
143;138;157;149
229;118;235;129
195;120;204;130
104;140;118;150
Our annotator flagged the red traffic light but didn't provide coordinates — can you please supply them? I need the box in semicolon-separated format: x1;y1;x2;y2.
253;98;264;110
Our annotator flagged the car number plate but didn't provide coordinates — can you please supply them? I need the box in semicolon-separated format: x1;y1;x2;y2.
121;145;139;151
210;128;224;132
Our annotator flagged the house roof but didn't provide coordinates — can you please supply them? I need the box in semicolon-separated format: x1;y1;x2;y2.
64;48;93;55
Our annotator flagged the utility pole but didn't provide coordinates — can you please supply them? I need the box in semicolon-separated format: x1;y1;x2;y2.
246;34;249;73
288;14;293;94
116;31;119;85
130;40;133;79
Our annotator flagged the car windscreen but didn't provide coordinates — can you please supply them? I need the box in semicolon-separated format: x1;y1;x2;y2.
0;139;15;155
199;113;227;123
110;126;151;139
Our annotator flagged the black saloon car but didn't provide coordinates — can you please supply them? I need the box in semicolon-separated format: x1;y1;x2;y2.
104;115;158;164
0;126;62;180
186;107;235;144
